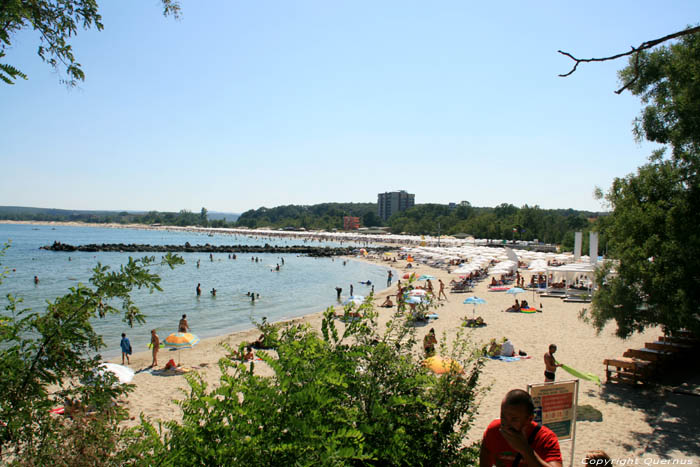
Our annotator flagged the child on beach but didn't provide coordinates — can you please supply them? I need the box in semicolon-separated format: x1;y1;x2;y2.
120;333;132;365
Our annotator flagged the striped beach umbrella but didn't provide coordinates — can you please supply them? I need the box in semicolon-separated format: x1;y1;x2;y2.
163;332;200;365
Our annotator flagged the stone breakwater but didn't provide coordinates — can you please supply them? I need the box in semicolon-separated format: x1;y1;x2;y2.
40;241;396;257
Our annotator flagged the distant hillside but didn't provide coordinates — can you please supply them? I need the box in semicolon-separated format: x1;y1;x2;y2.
0;206;238;226
0;206;141;222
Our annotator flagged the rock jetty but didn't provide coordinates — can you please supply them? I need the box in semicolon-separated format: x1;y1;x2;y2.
41;241;395;257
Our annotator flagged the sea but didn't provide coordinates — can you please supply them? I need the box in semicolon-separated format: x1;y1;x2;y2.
0;223;394;359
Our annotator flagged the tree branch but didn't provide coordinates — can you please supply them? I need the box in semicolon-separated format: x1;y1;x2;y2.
558;25;700;93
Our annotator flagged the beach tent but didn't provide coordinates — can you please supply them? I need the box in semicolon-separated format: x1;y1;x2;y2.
545;263;599;295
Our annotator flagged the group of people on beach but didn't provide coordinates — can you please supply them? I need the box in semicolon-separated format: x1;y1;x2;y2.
120;328;162;368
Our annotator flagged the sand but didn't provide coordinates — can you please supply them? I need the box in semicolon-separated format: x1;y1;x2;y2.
114;254;698;465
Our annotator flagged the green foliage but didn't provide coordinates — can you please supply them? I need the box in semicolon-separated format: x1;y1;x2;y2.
590;31;700;337
0;0;180;86
0;54;28;84
619;27;700;160
388;203;598;244
235;202;380;230
133;299;485;465
251;315;282;349
0;250;183;462
0;206;224;227
590;155;700;337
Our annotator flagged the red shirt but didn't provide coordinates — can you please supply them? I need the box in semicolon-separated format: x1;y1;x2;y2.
482;419;562;467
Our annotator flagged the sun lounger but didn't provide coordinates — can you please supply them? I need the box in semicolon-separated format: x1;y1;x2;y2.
562;295;591;303
450;284;473;293
603;357;653;385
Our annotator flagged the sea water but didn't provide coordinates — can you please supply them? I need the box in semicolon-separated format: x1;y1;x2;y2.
0;224;393;359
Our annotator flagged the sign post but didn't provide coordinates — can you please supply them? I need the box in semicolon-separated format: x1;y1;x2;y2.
528;380;579;467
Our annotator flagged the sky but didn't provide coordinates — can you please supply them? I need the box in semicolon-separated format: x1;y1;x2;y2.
1;1;698;214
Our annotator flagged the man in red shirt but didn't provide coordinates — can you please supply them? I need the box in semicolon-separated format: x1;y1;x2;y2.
480;389;562;467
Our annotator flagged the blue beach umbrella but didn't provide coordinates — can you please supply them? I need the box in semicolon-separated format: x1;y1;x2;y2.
506;287;526;296
418;274;435;281
463;296;486;317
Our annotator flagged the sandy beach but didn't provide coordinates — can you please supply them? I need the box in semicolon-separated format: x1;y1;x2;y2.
115;254;698;465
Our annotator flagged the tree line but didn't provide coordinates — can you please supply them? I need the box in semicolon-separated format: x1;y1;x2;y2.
1;202;603;251
1;203;603;250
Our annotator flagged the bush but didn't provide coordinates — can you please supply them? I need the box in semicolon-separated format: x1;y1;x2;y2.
134;298;485;465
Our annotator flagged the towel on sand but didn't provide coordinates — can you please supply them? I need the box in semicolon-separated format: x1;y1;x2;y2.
488;355;532;362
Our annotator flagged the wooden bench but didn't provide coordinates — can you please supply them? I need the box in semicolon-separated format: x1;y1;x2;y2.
623;348;671;362
658;335;699;346
603;357;653;385
645;341;692;352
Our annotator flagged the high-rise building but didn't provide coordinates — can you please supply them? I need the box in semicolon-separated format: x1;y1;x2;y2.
377;190;415;221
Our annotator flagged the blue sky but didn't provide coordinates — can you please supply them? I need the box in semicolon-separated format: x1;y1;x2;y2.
1;1;698;213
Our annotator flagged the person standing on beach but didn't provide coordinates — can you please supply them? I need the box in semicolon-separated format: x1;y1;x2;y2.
544;344;562;382
150;329;160;367
480;389;562;467
438;279;447;300
179;315;190;333
120;333;132;365
387;270;393;287
196;283;201;296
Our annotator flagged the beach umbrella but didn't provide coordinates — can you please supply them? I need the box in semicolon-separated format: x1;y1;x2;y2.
463;296;486;317
418;274;435;281
405;295;427;305
97;363;135;384
343;295;365;306
163;332;200;365
422;356;464;375
408;289;427;296
506;287;526;296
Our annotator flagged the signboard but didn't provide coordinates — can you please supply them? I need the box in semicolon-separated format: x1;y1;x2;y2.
528;380;577;441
